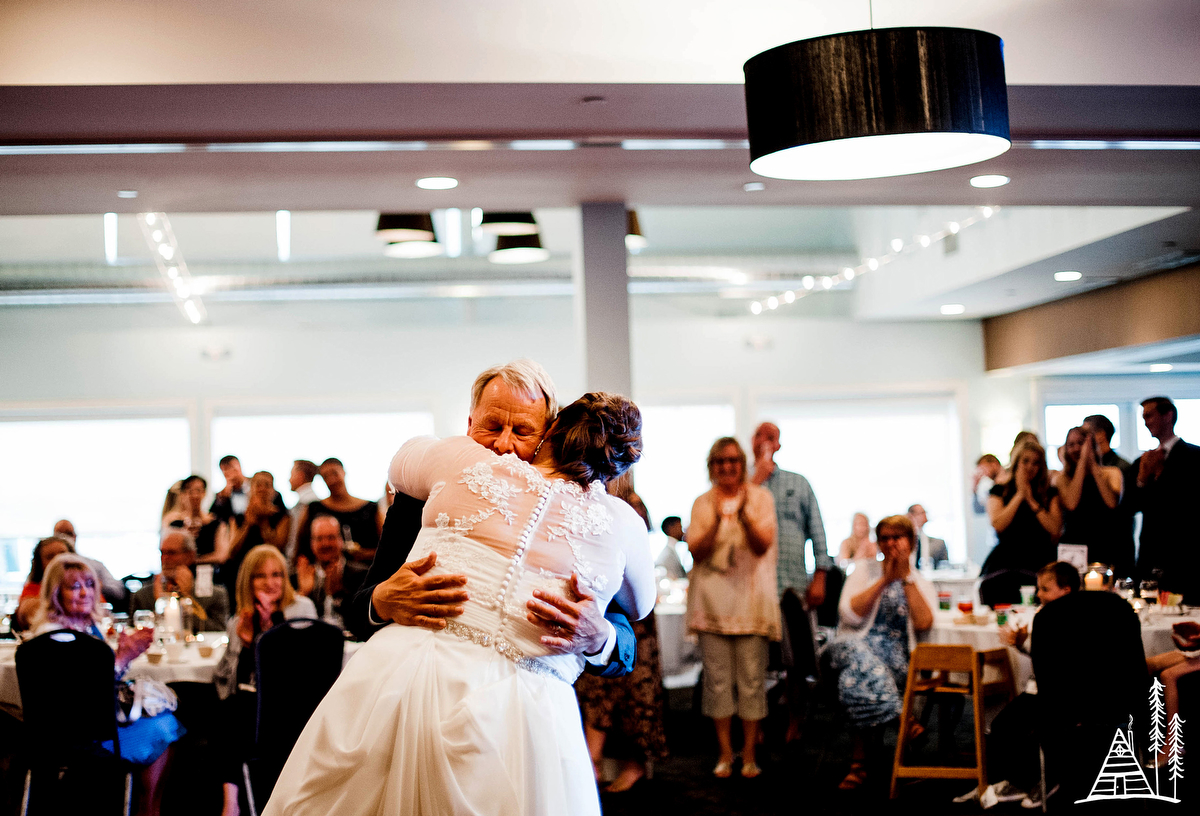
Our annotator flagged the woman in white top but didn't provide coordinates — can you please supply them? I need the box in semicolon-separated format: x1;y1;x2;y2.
264;393;656;816
823;515;935;790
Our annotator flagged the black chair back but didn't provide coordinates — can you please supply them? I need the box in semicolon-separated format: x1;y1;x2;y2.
253;618;344;778
1031;591;1148;801
17;629;119;760
815;565;844;628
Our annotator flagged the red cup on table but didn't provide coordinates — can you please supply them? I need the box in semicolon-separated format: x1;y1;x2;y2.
957;599;974;615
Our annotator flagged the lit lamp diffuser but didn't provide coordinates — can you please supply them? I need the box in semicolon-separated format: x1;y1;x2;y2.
743;27;1011;180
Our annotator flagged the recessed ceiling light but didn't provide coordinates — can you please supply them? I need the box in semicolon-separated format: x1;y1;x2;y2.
940;303;966;315
1054;270;1083;282
743;182;766;192
843;267;856;280
783;290;795;303
918;235;931;247
415;176;458;190
970;174;1010;188
866;258;879;271
117;190;138;198
801;275;815;290
890;238;904;253
981;206;995;218
766;296;779;310
1150;363;1174;373
750;301;763;314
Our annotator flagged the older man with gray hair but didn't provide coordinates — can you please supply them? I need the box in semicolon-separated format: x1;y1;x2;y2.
348;359;637;677
130;528;230;630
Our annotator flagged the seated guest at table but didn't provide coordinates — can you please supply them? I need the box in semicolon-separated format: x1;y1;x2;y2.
837;512;877;564
823;515;935;790
1126;396;1200;600
50;519;127;608
32;553;184;816
686;437;779;779
983;561;1079;807
214;545;317;816
165;475;230;568
1052;426;1127;574
221;471;290;601
298;458;384;566
1145;620;1200;766
656;515;688;579
908;504;948;567
130;530;230;631
982;439;1062;605
293;515;368;629
1031;574;1147;803
16;536;73;629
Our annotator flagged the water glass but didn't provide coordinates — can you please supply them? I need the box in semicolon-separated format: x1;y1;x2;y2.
133;610;155;631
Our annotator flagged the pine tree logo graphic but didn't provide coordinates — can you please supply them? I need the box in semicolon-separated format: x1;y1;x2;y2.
1077;678;1183;803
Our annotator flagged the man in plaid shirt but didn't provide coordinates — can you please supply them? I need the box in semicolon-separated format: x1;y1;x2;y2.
751;422;831;742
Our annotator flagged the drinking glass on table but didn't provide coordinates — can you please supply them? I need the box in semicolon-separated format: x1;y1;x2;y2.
133;610;155;632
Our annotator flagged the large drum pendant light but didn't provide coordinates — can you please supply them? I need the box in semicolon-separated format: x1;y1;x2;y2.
744;27;1010;180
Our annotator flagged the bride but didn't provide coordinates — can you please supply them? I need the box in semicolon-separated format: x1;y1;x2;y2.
264;392;656;816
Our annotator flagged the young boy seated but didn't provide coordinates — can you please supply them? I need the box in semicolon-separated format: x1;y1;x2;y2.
975;561;1080;808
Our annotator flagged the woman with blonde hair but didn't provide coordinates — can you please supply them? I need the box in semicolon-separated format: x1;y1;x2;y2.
983;438;1063;605
214;544;316;816
837;512;876;563
686;436;779;779
32;553;183;816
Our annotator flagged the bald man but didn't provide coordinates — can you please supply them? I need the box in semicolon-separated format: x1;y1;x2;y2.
750;421;831;742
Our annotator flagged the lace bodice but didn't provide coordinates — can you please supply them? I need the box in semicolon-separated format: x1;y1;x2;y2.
389;436;647;681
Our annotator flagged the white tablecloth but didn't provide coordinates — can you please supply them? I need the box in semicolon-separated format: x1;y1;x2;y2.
0;637;364;718
927;609;1200;693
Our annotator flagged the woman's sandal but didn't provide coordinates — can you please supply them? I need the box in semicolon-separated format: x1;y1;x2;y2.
837;762;868;791
712;760;734;779
741;761;763;779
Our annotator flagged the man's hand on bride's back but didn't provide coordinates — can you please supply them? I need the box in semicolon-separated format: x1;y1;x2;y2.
371;553;470;629
527;574;607;656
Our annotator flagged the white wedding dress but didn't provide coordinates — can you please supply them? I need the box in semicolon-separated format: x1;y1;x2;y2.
263;436;653;816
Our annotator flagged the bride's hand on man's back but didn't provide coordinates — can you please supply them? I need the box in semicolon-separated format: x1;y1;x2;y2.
528;574;608;656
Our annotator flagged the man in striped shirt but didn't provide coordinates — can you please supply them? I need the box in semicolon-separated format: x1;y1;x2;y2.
751;421;832;742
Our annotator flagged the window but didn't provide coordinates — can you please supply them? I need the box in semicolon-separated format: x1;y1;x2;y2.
209;412;436;502
761;396;965;563
0;417;191;588
633;404;736;529
1136;398;1200;452
1043;404;1121;469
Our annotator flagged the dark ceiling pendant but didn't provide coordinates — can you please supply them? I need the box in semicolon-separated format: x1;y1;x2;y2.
744;27;1010;180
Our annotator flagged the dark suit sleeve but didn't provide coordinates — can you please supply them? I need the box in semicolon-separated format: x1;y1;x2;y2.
345;493;425;641
586;603;637;677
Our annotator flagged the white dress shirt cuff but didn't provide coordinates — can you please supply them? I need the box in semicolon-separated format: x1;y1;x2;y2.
583;620;617;666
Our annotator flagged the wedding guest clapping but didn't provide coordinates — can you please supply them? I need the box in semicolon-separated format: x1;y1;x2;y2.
1052;426;1126;573
838;512;877;563
686;437;779;779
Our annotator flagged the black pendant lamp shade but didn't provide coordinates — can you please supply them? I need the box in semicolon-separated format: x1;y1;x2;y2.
488;233;550;264
479;211;539;236
376;212;436;242
744;27;1010;180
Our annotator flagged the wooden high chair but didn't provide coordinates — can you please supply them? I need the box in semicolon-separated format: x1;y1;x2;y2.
889;644;987;799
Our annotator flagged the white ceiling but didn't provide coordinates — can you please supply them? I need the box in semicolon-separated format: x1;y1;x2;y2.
4;0;1199;86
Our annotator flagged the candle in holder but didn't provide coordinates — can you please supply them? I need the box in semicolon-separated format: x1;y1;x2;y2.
1084;569;1103;591
165;593;184;634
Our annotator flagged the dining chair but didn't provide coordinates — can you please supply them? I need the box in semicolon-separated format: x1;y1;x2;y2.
16;629;133;816
242;618;344;816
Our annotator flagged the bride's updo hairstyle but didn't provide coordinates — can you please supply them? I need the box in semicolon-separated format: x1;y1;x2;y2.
547;392;642;487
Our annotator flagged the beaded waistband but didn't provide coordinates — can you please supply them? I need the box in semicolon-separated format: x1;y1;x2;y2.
443;620;570;684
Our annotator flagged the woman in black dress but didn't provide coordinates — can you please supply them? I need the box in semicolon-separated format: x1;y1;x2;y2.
297;458;383;564
983;439;1062;604
1054;426;1127;574
165;474;229;563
